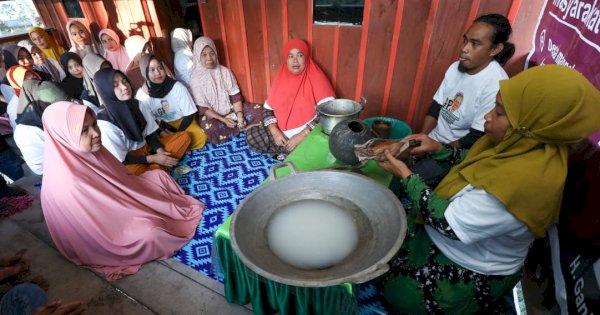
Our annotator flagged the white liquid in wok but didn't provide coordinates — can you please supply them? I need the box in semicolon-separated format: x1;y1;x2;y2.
267;200;359;270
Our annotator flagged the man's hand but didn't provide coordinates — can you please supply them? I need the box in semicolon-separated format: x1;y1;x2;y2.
402;134;442;156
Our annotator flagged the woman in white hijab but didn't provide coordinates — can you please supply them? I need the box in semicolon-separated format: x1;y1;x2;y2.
66;21;103;59
170;28;193;87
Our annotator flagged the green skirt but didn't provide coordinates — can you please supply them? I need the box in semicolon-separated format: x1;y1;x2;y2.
377;213;521;315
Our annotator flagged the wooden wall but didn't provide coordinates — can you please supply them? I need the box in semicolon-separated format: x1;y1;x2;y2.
199;0;546;131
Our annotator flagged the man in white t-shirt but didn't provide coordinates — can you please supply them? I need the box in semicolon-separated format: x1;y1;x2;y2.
415;14;515;186
421;14;515;149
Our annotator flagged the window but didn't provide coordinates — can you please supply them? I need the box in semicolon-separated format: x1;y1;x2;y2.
313;0;364;26
0;0;43;36
62;0;84;19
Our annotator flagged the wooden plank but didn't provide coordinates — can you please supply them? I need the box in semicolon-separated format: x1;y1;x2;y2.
198;0;223;48
266;0;284;85
380;0;405;116
359;0;398;118
504;0;545;76
410;0;473;129
221;0;249;100
387;0;432;121
242;0;268;102
353;0;371;102
287;0;308;40
260;0;272;91
335;27;361;100
477;0;512;17
311;25;335;86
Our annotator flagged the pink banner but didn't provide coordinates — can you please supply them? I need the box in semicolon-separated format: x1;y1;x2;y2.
526;0;600;88
526;0;600;146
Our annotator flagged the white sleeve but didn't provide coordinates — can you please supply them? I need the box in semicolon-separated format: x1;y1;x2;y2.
173;82;198;116
444;188;528;244
139;102;159;136
13;125;45;175
98;121;129;162
470;79;500;132
432;64;453;105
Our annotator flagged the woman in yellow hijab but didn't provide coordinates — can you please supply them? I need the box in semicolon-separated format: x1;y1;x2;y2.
28;27;66;61
375;65;600;314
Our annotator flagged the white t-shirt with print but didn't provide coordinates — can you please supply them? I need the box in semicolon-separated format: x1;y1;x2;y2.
97;103;159;162
429;60;508;144
135;81;198;123
426;184;534;276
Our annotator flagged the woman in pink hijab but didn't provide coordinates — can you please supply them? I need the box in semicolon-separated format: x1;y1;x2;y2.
99;28;129;72
40;102;203;280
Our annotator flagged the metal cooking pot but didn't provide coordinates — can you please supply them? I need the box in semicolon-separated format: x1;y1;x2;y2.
231;162;407;287
316;98;366;135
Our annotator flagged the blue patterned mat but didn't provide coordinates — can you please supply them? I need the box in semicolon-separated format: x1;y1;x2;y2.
171;133;392;314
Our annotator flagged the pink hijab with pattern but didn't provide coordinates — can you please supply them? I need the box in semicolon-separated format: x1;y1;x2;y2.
41;102;203;280
189;36;239;116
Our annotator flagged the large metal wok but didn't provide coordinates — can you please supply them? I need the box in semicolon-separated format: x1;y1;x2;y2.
230;162;407;287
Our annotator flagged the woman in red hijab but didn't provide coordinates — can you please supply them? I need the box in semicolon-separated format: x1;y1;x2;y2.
246;39;334;157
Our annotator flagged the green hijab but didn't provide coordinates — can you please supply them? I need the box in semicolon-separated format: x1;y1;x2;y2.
435;65;600;237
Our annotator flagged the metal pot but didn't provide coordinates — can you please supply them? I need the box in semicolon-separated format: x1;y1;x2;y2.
316;98;366;135
231;162;407;287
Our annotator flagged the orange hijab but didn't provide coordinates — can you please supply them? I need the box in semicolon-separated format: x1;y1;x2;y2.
266;39;334;131
7;65;41;97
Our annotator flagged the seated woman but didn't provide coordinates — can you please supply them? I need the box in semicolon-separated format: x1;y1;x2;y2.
82;53;112;112
14;79;71;175
66;21;102;59
40;101;203;280
374;65;600;314
190;36;263;144
30;46;66;82
246;39;334;155
28;27;66;61
136;54;206;150
6;65;42;130
99;28;129;72
94;68;191;175
170;28;193;87
124;35;174;92
59;52;84;99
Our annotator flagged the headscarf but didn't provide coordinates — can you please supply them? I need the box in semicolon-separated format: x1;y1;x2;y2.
28;27;67;61
94;68;147;142
7;66;41;97
189;36;240;115
82;53;110;103
435;65;600;237
139;54;176;98
171;28;192;53
266;39;335;130
40;102;202;280
66;21;102;59
17;40;34;53
59;52;84;99
124;35;148;63
30;47;63;82
99;29;129;72
3;45;30;70
16;80;70;128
